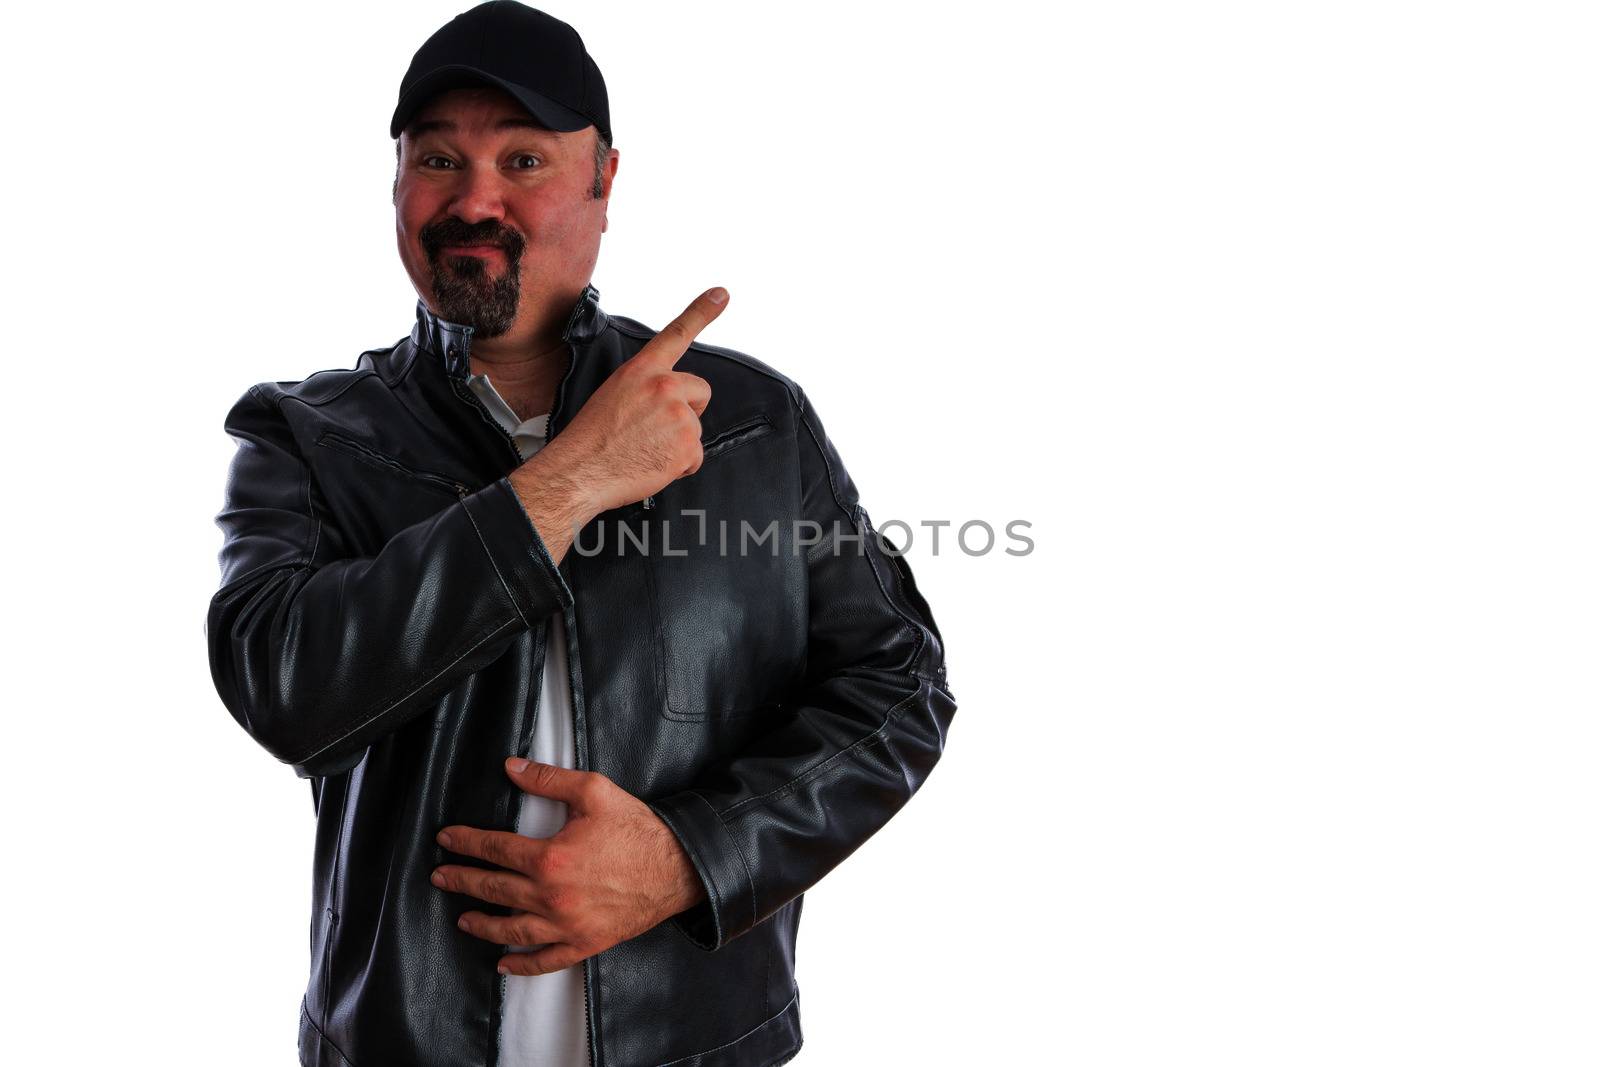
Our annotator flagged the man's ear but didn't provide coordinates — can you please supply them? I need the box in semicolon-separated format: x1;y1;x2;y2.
392;138;403;206
601;148;618;231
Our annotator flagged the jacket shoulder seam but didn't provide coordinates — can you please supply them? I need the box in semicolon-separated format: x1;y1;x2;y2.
246;385;324;564
605;317;800;397
269;368;377;408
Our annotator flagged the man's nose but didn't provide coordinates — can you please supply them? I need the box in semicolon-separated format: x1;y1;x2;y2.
447;166;509;227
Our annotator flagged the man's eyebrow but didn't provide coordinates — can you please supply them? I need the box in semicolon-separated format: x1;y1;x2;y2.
407;117;564;138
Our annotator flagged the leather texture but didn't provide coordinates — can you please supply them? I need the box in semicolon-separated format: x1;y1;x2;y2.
206;286;957;1067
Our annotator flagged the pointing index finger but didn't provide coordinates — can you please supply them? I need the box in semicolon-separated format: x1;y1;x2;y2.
633;287;729;371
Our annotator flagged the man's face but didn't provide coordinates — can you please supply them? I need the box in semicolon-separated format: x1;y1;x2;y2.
394;86;615;337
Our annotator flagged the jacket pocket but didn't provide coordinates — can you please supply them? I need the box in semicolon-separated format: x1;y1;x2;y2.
626;414;776;516
315;430;468;498
700;413;774;463
643;551;801;722
641;413;805;722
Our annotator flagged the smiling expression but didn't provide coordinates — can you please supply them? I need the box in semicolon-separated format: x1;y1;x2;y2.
394;85;616;339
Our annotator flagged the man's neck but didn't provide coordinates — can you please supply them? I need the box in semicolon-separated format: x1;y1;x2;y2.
469;336;567;422
458;286;589;420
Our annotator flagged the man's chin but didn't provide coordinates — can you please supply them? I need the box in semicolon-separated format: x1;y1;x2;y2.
428;253;519;317
439;256;507;280
431;289;518;335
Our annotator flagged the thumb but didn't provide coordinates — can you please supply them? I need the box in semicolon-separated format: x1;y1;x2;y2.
505;757;591;806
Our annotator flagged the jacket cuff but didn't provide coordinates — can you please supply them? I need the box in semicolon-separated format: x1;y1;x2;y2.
647;790;756;951
459;476;574;626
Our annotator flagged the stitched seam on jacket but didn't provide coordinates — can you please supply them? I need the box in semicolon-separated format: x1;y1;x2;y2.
651;991;799;1067
300;998;356;1066
274;371;375;409
785;685;929;811
686;789;759;940
320;784;350;1040
458;491;533;630
249;385;325;564
656;792;726;948
795;389;927;667
392;336;421;385
304;453;323;564
287;615;518;767
717;684;923;823
215;555;314;596
854;509;930;668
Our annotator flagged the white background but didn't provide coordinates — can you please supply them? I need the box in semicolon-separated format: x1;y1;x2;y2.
2;1;1597;1064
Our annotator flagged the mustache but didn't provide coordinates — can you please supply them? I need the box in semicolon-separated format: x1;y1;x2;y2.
420;219;526;261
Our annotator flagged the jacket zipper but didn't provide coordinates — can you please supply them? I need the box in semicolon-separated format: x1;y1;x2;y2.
553;342;601;1067
447;373;527;471
454;341;565;1067
315;431;468;498
441;330;563;1067
465;326;600;1067
567;601;599;1067
545;336;601;1067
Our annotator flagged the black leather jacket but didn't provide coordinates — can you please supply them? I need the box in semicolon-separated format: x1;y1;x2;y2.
205;285;956;1067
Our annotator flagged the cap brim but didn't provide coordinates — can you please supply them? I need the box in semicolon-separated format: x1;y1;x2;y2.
390;65;592;139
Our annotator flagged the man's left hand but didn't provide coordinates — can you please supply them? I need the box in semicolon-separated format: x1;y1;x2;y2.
432;757;706;976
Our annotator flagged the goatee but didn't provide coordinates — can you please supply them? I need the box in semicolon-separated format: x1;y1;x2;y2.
419;219;527;337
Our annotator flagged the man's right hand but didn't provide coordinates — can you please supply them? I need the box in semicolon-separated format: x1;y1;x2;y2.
508;287;727;562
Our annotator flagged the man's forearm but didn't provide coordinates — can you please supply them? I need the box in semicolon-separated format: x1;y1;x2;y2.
507;452;600;565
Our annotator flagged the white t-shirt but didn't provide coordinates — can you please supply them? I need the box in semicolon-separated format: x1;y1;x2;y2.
464;371;589;1067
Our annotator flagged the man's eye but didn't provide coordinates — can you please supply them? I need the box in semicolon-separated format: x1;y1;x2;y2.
510;154;542;170
422;156;456;170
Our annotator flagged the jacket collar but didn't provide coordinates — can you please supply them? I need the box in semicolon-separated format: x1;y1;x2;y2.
409;283;608;380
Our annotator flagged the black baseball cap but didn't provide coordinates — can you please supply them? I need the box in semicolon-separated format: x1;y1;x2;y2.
390;1;611;143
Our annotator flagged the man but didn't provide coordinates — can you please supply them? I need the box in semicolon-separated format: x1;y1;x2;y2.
205;3;955;1065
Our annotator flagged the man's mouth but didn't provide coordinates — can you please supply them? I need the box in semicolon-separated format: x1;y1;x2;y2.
443;244;504;257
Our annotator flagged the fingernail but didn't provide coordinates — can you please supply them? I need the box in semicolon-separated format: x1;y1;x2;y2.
437;830;453;848
497;964;510;975
706;287;727;305
507;757;530;773
457;915;470;931
431;870;445;888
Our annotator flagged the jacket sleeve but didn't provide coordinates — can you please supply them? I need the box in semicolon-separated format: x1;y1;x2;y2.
646;387;957;950
205;384;572;779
